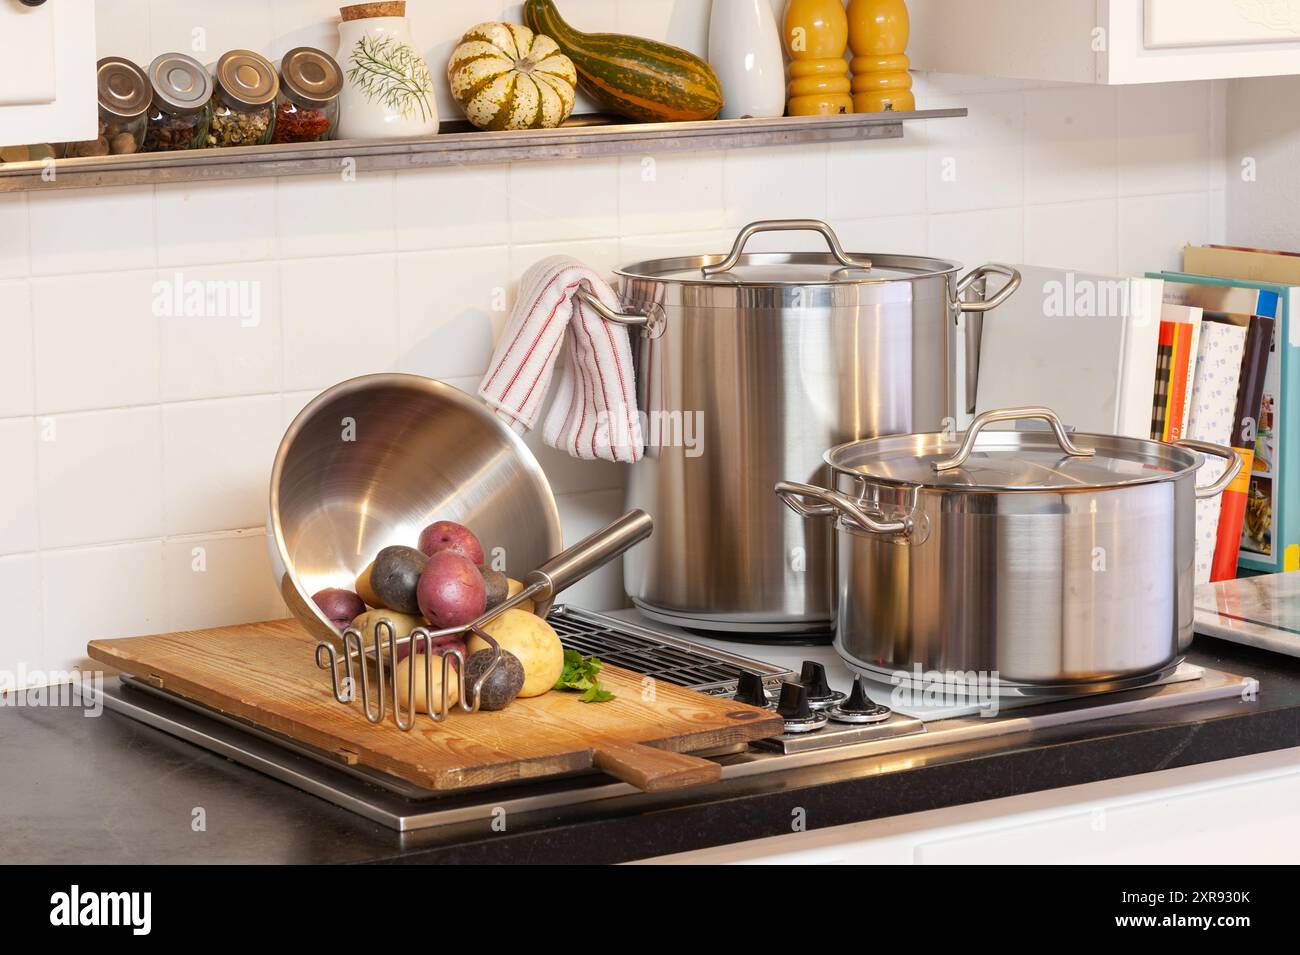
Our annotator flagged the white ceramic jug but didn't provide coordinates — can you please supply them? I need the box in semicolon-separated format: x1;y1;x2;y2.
335;3;438;139
708;0;786;119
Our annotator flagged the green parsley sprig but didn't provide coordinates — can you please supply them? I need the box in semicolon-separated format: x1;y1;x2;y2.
553;649;615;703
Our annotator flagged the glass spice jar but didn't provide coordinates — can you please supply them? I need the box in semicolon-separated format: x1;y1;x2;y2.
271;47;342;144
142;53;212;152
207;50;278;147
62;57;151;158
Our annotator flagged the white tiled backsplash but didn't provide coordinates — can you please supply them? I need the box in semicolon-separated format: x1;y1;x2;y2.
0;0;1229;680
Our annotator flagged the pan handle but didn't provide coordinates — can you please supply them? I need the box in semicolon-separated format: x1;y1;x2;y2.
952;263;1021;314
775;481;911;537
525;509;654;617
703;219;870;275
1175;439;1243;500
932;406;1094;472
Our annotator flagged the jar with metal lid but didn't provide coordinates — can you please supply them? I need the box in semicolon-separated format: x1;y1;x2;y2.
142;53;212;152
207;50;279;147
62;57;151;158
270;47;342;143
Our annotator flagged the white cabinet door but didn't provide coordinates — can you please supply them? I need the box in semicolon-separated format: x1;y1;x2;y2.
1145;0;1300;48
908;0;1300;84
0;0;97;146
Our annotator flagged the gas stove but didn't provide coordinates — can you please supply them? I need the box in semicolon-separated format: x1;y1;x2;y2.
93;606;1257;832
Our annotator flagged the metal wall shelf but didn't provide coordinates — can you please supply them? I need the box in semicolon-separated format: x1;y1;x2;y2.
0;108;964;193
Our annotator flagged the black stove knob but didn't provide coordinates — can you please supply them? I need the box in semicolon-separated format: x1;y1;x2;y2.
733;671;770;708
799;660;833;701
775;681;814;720
842;675;874;713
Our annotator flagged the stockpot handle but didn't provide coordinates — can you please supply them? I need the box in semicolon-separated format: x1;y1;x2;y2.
703;219;871;275
1174;439;1243;500
953;263;1021;314
932;406;1095;472
574;281;665;330
775;481;911;536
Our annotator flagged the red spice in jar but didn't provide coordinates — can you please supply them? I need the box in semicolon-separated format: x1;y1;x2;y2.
271;102;332;143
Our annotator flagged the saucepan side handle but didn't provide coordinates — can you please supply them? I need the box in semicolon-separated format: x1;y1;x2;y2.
1175;439;1244;500
775;481;910;537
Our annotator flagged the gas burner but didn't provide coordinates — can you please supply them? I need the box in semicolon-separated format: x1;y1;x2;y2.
799;660;846;710
827;676;892;724
774;681;829;733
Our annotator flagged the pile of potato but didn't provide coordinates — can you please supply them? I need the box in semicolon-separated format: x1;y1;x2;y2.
311;520;564;715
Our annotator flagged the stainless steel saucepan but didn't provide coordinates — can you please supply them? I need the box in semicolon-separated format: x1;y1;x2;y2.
777;406;1241;693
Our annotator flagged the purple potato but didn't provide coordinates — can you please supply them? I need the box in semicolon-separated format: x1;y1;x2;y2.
417;552;487;630
463;648;525;711
478;565;509;611
417;521;485;564
312;588;365;630
370;545;429;615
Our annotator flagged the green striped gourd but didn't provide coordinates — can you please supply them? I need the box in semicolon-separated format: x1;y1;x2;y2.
524;0;724;123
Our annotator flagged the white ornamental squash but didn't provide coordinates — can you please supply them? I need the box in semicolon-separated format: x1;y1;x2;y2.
447;22;577;131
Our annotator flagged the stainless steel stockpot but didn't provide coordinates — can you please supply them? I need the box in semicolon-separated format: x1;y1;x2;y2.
598;219;1020;634
776;407;1241;692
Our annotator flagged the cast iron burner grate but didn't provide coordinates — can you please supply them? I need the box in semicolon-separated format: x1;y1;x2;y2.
548;606;792;696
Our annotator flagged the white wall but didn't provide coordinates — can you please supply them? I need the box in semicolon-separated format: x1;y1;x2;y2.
1225;74;1300;250
0;0;1227;680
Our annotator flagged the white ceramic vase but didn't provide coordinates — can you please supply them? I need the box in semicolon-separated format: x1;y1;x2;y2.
708;0;787;119
336;12;439;139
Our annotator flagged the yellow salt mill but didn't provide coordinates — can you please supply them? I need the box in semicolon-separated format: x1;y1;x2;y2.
782;0;853;116
847;0;916;112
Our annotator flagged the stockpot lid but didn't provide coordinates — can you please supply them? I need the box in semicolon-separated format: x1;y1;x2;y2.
826;407;1207;493
615;219;960;290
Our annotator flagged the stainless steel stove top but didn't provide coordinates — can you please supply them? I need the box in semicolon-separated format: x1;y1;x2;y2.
93;607;1258;832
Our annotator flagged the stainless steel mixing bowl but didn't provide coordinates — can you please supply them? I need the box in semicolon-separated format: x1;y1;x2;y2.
268;373;563;644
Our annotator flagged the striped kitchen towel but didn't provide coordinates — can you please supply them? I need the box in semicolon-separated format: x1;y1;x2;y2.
479;256;643;463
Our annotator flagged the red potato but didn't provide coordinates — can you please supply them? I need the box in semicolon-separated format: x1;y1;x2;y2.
417;552;487;630
418;520;485;564
312;588;366;630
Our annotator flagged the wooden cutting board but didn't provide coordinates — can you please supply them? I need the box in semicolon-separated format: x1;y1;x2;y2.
88;620;783;793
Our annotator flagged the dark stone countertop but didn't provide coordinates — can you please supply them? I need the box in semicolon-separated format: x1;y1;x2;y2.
2;634;1298;865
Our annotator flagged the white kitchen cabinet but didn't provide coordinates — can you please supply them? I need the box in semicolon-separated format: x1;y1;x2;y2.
0;0;97;147
909;0;1300;84
641;747;1300;863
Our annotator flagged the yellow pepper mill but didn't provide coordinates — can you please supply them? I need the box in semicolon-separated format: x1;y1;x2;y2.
783;0;853;116
847;0;916;112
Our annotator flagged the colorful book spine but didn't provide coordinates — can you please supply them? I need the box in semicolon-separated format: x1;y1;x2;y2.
1151;322;1176;441
1185;322;1248;585
1211;315;1275;582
